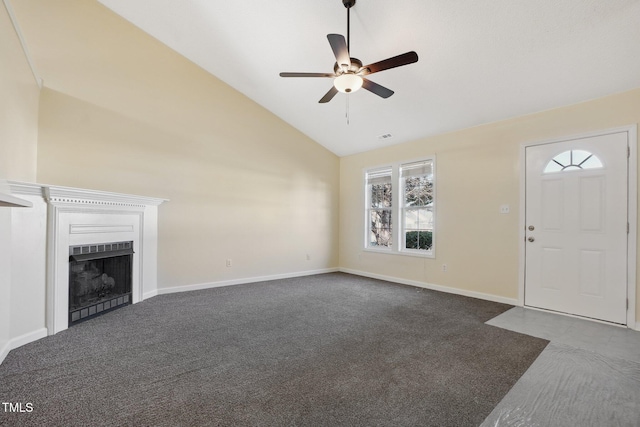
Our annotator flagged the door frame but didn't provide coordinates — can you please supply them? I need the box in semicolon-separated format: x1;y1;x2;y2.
518;125;638;329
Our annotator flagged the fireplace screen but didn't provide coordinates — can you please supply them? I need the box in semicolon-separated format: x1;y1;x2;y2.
68;241;134;325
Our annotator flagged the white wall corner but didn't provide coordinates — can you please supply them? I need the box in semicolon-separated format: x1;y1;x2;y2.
2;0;43;88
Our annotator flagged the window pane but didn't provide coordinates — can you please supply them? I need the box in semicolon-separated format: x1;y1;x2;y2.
404;176;433;207
404;208;432;231
401;160;432;178
370;183;392;208
367;167;392;184
369;209;392;248
404;209;419;229
581;155;603;169
418;208;433;230
554;151;571;166
572;150;591;165
405;230;432;250
544;150;603;173
543;161;563;173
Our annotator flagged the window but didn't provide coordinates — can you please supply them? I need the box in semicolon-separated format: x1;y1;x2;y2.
365;157;435;257
544;150;603;173
401;160;434;252
366;167;393;249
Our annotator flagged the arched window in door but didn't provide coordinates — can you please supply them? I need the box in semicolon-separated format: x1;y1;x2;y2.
543;150;603;173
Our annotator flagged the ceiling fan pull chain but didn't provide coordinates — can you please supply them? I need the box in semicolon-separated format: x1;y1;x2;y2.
346;94;350;125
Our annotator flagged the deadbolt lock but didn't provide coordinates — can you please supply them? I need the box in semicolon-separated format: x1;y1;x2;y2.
528;225;535;231
528;236;535;242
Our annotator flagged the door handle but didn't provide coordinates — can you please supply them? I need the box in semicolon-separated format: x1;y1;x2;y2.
528;225;535;231
528;236;535;242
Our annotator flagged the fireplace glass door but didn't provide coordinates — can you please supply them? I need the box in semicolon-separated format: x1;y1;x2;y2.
68;242;133;325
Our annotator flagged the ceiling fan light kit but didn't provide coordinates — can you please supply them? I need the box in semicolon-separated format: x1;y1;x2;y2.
279;0;418;104
334;74;363;93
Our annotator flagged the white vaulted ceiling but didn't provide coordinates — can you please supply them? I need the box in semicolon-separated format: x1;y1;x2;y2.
97;0;640;156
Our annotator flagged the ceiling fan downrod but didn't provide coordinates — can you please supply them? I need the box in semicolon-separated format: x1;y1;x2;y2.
343;0;355;52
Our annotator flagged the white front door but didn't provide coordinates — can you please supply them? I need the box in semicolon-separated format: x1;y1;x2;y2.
524;132;628;324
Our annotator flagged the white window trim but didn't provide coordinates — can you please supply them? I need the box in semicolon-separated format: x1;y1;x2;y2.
363;156;436;259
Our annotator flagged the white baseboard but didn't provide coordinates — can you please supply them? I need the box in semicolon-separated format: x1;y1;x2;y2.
157;268;340;295
0;340;9;365
143;290;159;300
635;322;640;331
10;328;48;350
339;268;518;306
0;328;48;365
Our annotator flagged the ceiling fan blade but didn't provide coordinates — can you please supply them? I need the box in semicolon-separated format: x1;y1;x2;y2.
327;34;350;69
319;86;339;103
362;51;419;75
362;78;394;99
280;72;335;78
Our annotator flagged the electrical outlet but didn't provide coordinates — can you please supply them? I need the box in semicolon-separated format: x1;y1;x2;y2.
442;264;447;272
500;204;510;214
226;259;232;267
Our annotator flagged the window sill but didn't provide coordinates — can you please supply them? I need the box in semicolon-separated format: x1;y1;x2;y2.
363;248;435;259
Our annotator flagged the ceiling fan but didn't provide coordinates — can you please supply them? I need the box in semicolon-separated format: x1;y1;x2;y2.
279;0;419;103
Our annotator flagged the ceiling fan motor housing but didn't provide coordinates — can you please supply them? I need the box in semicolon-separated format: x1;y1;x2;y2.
334;58;363;75
342;0;356;9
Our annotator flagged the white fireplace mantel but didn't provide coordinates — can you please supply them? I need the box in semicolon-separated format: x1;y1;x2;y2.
9;182;167;335
0;179;31;207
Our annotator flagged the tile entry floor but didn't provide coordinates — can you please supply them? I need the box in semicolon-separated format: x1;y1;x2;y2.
482;307;640;426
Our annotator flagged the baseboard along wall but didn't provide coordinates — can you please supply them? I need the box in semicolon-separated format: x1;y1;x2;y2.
0;341;9;366
338;268;519;306
156;268;340;295
0;327;47;365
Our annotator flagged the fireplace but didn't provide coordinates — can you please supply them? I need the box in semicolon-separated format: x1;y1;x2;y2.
68;241;134;325
4;181;166;338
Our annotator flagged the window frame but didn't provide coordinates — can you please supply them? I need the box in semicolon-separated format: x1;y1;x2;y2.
363;156;436;258
364;166;393;252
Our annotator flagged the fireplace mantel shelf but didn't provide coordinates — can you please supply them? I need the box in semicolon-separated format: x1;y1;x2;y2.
0;191;33;208
8;181;168;207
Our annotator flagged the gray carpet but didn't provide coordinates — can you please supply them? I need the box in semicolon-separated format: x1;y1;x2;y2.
0;273;548;426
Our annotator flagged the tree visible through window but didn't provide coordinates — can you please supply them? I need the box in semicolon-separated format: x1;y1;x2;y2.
366;167;392;248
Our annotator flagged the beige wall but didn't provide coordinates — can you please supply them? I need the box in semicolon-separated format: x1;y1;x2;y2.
0;1;39;181
340;89;640;321
0;1;40;358
13;0;339;289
